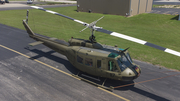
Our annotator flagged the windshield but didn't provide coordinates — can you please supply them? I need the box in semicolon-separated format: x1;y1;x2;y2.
125;53;133;63
117;54;132;72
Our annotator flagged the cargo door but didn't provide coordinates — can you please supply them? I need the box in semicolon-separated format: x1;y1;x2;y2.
84;55;96;75
96;58;107;77
76;53;85;72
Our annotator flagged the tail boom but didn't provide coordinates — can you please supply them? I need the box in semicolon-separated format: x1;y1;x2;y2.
23;20;35;37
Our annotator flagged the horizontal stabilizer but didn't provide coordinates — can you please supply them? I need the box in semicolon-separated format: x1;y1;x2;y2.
49;37;58;41
29;41;44;46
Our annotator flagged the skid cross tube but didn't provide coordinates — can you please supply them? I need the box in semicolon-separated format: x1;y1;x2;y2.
72;74;114;90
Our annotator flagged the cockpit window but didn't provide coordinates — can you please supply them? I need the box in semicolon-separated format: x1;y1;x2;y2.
120;55;131;67
117;54;132;72
117;60;127;72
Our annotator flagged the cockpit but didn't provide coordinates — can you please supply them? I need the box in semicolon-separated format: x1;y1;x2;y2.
108;52;133;72
108;52;140;81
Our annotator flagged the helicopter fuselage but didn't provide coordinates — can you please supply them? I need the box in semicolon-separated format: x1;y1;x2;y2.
67;38;141;81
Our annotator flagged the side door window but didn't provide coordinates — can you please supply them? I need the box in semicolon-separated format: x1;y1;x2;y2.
97;60;101;68
85;58;93;67
77;55;83;64
108;60;118;72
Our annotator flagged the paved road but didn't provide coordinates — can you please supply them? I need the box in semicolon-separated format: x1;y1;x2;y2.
153;0;180;5
1;1;180;15
1;3;180;17
0;23;180;101
0;3;76;11
150;8;180;15
152;0;180;15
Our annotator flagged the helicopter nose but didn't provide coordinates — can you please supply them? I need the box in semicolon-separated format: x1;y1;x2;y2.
121;66;141;81
134;66;141;77
135;66;140;73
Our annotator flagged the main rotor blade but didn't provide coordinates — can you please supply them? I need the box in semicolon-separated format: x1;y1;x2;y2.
31;6;89;26
31;6;180;57
96;28;180;57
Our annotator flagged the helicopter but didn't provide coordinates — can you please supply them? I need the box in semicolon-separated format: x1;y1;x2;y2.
23;10;141;88
23;6;180;90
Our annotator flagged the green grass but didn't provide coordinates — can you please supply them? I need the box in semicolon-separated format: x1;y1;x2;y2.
153;5;165;8
0;6;180;70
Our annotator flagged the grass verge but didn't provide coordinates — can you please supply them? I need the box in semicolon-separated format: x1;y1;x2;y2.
0;6;179;70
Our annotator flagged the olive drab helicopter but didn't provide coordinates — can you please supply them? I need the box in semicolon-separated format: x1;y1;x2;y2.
23;6;180;90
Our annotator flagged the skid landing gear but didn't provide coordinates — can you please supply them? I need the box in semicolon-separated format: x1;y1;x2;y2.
72;72;114;90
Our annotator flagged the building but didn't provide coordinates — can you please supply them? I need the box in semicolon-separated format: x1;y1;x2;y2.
77;0;153;16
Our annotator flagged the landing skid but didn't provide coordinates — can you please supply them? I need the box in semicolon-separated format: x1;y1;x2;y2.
72;72;114;90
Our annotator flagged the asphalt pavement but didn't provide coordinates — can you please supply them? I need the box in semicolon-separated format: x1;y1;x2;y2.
0;22;180;101
150;8;180;15
0;3;76;11
0;1;180;101
152;1;180;15
153;0;180;5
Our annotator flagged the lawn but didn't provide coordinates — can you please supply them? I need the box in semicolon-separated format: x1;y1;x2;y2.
0;6;179;70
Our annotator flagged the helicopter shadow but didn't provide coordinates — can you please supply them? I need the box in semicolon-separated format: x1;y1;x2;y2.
24;46;79;75
24;47;170;101
70;73;169;101
106;79;169;101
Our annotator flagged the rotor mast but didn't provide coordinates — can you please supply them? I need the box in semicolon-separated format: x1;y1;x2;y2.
80;16;104;43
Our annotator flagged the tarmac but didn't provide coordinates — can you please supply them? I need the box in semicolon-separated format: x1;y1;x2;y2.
150;8;180;15
0;3;29;8
0;0;76;10
153;0;180;5
39;0;76;3
1;1;180;101
0;23;180;101
0;0;76;8
5;0;77;4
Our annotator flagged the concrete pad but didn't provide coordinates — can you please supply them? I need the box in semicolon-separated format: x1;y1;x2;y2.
40;0;77;3
0;4;29;8
1;23;180;101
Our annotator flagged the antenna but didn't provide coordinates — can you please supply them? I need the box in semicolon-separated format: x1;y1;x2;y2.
120;47;130;53
26;10;29;24
80;16;104;43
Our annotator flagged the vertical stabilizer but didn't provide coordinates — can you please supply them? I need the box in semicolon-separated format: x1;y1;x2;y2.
22;10;35;37
23;20;35;37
